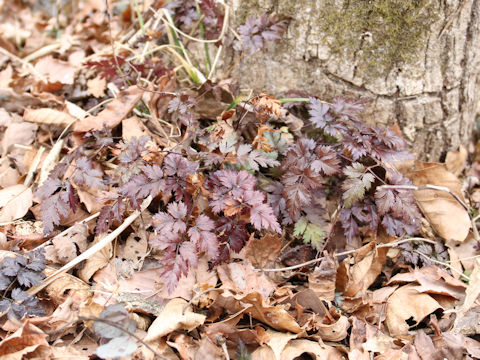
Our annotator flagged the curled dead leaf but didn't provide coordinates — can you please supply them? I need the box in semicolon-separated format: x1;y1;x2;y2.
144;298;206;342
386;284;442;336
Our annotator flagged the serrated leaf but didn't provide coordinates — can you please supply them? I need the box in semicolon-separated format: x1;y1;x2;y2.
303;222;326;250
293;217;308;237
342;163;375;208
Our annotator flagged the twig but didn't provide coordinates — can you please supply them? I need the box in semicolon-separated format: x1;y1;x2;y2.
27;196;152;296
256;237;439;273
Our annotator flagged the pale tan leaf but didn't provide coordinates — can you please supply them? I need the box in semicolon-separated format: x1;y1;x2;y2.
279;339;343;360
445;145;467;176
0;322;50;360
454;259;480;331
34;55;77;85
239;292;302;333
337;242;387;300
0;184;33;222
0;64;12;87
122;115;150;141
386;284;442;336
218;261;276;299
87;76;106;98
51;224;88;264
74;86;144;132
317;315;350;341
144;298;206;342
308;253;337;301
65;101;89;120
2;122;38;154
78;237;112;282
387;265;466;300
24;108;75;126
407;161;470;242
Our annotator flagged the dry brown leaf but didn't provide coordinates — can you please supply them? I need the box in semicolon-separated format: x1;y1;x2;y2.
77;236;112;282
218;261;276;299
0;321;51;359
144;298;206;342
337;242;387;300
317;315;350;341
0;184;33;222
0;88;62;113
74;86;144;132
387;265;466;300
34;55;77;85
50;223;88;264
251;336;343;360
23;108;75;126
2;121;38;154
407;161;470;242
239;292;302;333
445;145;468;176
245;233;283;268
308;253;337;301
0;64;12;87
122;115;151;140
362;332;398;354
443;332;480;358
386;284;442;336
49;345;89;360
87;75;106;97
446;234;478;274
454;259;480;332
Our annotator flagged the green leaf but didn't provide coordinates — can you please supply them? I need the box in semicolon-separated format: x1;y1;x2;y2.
293;216;308;237
294;217;326;250
303;222;326;250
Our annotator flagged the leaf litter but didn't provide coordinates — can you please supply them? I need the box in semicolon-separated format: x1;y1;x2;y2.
0;1;479;359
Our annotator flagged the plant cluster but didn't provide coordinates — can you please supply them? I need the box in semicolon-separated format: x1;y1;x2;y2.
0;249;46;320
35;87;422;292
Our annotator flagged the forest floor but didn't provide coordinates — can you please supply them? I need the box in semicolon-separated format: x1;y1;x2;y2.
0;1;480;359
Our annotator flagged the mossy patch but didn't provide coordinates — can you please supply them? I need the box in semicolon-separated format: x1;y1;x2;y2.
318;0;440;73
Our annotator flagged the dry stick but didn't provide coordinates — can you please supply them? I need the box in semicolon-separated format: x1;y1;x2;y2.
256;237;438;273
28;196;152;296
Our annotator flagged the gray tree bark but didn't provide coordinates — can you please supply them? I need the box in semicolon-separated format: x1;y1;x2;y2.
224;0;480;161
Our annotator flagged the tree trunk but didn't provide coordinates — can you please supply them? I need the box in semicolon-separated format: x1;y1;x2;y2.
224;0;480;161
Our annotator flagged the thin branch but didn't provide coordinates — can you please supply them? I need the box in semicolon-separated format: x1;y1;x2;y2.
256;237;439;273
